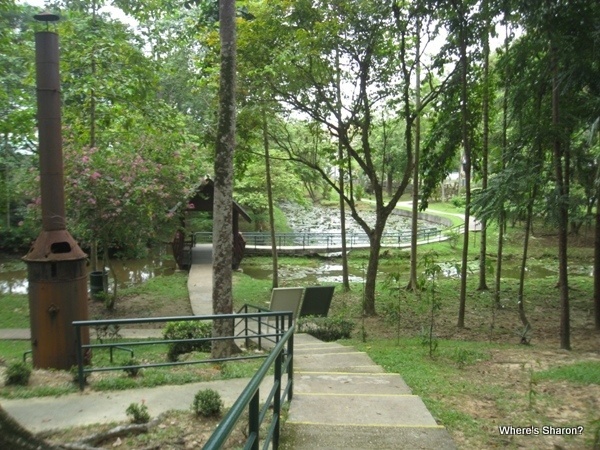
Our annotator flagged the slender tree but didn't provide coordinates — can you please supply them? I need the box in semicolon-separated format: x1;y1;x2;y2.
212;0;237;358
477;0;491;291
262;108;279;288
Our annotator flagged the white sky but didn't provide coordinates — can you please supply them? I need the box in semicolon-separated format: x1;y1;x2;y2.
17;0;137;27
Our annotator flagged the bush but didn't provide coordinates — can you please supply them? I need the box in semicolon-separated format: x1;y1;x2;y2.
451;195;466;208
192;389;223;417
5;361;32;386
122;358;141;377
163;320;211;361
297;316;355;342
126;402;150;424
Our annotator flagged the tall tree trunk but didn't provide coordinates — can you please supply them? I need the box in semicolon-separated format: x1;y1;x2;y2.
336;46;350;292
363;224;384;316
495;19;510;308
517;194;534;329
212;0;237;359
263;110;278;289
457;11;471;329
408;17;421;292
0;405;57;449
478;0;490;291
551;44;570;350
595;192;600;330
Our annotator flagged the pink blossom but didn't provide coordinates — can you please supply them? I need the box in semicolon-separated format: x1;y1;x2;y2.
188;202;195;209
91;172;101;180
82;155;90;163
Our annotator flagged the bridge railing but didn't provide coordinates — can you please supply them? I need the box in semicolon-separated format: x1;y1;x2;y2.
194;228;447;251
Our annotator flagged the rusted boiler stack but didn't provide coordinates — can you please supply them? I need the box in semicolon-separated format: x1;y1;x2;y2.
22;15;90;370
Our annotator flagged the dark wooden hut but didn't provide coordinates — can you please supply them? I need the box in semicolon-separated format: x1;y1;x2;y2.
171;178;251;270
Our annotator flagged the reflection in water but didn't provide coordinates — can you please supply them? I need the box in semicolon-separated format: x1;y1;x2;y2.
0;249;177;295
242;264;364;284
241;261;593;283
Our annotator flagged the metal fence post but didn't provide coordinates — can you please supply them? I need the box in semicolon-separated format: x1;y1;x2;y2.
75;324;85;391
273;350;282;448
249;390;260;450
288;330;294;402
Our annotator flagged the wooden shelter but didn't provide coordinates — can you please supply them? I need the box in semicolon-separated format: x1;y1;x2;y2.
172;178;251;270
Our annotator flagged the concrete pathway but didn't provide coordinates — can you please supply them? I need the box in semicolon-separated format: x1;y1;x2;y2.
2;376;270;433
281;334;456;449
187;243;213;316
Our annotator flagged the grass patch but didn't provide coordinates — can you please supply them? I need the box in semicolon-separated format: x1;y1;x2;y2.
0;339;31;361
0;294;30;328
119;272;188;301
536;361;600;385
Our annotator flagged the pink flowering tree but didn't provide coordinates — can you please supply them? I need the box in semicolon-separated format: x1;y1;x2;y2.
61;126;206;307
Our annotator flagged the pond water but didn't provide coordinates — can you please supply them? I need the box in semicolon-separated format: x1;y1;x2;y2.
0;248;177;295
242;260;592;283
280;202;417;234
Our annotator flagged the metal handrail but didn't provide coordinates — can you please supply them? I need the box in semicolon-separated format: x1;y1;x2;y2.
194;229;444;249
73;312;293;391
203;325;295;450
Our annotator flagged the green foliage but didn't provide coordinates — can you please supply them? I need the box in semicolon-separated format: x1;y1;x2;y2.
126;401;151;424
5;361;31;386
192;389;223;417
450;195;466;208
536;362;600;385
452;348;488;369
123;358;142;378
163;321;211;361
297;316;355;342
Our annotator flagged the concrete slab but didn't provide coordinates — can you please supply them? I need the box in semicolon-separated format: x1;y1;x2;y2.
281;423;457;450
2;377;273;433
294;351;385;373
188;244;213;316
287;393;438;427
293;372;412;395
294;345;352;355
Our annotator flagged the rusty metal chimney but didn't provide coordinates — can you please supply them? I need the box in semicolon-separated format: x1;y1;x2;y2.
22;13;90;370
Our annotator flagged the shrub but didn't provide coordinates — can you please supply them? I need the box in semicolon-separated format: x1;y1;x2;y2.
192;389;223;417
123;358;141;377
297;316;355;342
126;402;150;424
163;320;211;361
5;361;32;386
451;195;466;208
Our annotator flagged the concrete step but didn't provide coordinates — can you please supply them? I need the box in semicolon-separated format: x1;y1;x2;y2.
294;372;412;395
280;423;457;450
286;393;438;427
294;350;385;373
294;344;352;355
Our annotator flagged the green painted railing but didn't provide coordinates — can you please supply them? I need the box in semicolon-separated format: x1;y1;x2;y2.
73;312;293;391
203;325;295;450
